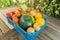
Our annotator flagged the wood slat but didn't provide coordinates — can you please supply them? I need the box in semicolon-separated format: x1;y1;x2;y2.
0;29;2;35
1;29;24;40
38;34;48;40
0;13;14;29
48;22;60;31
47;23;60;33
39;33;52;40
2;28;41;40
43;14;60;34
37;27;52;40
42;27;60;40
0;6;19;29
43;14;60;31
0;19;10;33
37;25;60;40
45;26;60;39
35;38;40;40
1;24;60;40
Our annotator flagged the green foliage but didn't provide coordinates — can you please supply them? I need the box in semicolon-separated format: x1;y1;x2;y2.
0;0;18;8
34;0;60;20
0;0;29;8
0;0;59;19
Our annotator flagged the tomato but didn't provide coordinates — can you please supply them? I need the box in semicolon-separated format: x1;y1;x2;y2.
7;11;15;19
12;16;19;24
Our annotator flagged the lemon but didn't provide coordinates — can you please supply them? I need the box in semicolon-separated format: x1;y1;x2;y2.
35;12;42;19
36;18;45;26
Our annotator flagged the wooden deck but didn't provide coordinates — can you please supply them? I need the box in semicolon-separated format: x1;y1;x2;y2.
0;6;60;40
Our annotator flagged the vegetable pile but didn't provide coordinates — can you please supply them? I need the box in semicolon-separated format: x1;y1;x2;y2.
7;7;45;33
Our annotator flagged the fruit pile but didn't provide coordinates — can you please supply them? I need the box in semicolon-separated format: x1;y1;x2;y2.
7;7;45;33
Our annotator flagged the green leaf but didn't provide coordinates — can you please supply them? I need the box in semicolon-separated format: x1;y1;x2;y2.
18;0;25;3
55;10;59;14
20;4;28;11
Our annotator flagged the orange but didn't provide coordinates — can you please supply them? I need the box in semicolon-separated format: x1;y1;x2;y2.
27;27;35;33
35;12;42;19
33;23;40;31
36;18;45;26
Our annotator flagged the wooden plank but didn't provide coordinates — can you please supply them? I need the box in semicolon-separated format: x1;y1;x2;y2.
42;27;60;40
0;13;14;29
0;29;3;35
2;28;40;40
48;21;60;32
38;35;46;40
0;6;19;29
39;33;52;40
36;38;40;40
43;14;60;31
37;25;60;40
16;33;24;40
0;19;10;33
43;14;60;33
47;23;60;33
37;27;52;40
45;26;60;39
2;29;24;40
0;36;3;40
1;24;60;40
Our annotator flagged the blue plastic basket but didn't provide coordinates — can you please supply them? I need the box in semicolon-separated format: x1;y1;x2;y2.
6;16;48;40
